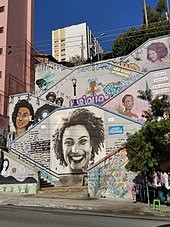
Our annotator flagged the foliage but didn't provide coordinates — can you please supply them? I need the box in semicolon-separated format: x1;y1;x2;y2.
112;0;170;58
125;90;170;176
125;128;156;176
102;52;113;60
126;119;170;175
137;90;170;122
69;55;87;66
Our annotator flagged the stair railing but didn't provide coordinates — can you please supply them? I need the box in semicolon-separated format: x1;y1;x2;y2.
9;147;60;186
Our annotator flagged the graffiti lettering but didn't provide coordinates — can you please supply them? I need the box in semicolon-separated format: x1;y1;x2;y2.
35;62;69;72
69;94;109;106
103;73;143;96
77;63;112;73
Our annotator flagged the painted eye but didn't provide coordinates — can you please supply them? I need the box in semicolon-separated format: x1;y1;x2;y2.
64;140;73;146
79;139;87;145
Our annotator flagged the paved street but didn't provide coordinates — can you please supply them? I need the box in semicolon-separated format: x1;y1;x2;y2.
0;192;170;219
0;205;170;227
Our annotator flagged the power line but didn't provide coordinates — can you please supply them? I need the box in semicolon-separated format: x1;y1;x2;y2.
1;24;170;56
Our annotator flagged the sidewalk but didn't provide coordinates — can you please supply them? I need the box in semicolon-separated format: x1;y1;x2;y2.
0;192;170;217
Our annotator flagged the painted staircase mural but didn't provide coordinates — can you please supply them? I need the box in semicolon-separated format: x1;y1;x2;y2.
4;35;170;194
38;61;143;107
103;67;170;122
35;62;73;96
9;105;143;186
118;35;170;72
88;147;136;199
0;150;39;194
8;93;61;142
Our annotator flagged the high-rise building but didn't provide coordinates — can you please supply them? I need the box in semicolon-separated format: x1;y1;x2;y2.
52;22;103;62
0;0;34;115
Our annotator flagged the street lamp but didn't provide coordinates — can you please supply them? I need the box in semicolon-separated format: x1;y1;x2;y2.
96;33;105;61
72;78;78;106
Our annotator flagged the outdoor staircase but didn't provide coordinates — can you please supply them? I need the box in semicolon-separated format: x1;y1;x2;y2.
37;185;89;199
40;177;55;189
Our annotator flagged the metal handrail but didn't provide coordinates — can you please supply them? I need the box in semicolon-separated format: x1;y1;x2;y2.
9;147;60;185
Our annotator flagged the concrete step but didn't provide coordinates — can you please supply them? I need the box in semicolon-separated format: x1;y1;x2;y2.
40;178;54;189
37;186;89;199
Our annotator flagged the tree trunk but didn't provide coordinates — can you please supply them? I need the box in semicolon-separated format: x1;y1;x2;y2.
145;175;150;208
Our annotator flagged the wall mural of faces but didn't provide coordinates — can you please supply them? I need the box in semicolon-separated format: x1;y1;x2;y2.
39;62;140;108
52;108;105;174
10;104;143;177
119;36;170;72
103;67;170;122
8;93;61;141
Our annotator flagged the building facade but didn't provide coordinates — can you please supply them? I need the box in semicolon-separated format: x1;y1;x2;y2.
0;0;34;116
52;22;103;62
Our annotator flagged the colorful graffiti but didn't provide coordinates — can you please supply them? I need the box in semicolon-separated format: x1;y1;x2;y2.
38;61;141;108
119;36;170;72
103;68;170;121
103;73;143;97
0;150;39;194
69;94;109;106
88;149;136;199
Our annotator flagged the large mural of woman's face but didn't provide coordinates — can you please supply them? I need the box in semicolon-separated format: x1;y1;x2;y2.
52;108;105;174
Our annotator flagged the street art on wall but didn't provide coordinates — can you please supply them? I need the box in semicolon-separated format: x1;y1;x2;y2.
8;93;60;142
119;35;170;72
88;148;136;199
35;62;72;96
39;61;143;108
10;105;143;178
0;150;38;194
103;67;170;122
52;108;105;174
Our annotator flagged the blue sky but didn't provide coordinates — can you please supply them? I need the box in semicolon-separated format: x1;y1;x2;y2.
34;0;159;54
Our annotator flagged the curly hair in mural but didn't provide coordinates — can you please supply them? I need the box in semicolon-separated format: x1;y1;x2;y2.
53;108;105;173
11;99;34;138
56;97;64;106
142;42;170;72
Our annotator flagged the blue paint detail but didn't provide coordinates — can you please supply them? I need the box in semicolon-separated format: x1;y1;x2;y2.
108;126;124;135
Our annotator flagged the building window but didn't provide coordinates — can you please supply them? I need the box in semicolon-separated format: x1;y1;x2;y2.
0;6;5;13
0;71;2;78
0;48;3;55
0;27;4;33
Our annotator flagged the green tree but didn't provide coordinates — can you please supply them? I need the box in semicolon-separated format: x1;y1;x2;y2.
125;90;170;205
112;0;170;58
155;0;168;21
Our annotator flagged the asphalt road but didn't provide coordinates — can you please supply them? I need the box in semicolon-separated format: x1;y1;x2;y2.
0;205;170;227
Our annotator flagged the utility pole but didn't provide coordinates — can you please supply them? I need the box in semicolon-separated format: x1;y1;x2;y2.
143;0;148;27
81;35;84;62
166;0;170;22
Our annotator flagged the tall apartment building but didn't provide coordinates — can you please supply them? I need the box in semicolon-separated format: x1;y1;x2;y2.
0;0;34;115
52;22;103;62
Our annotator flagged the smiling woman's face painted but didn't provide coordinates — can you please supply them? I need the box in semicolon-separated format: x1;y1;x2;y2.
62;125;92;172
